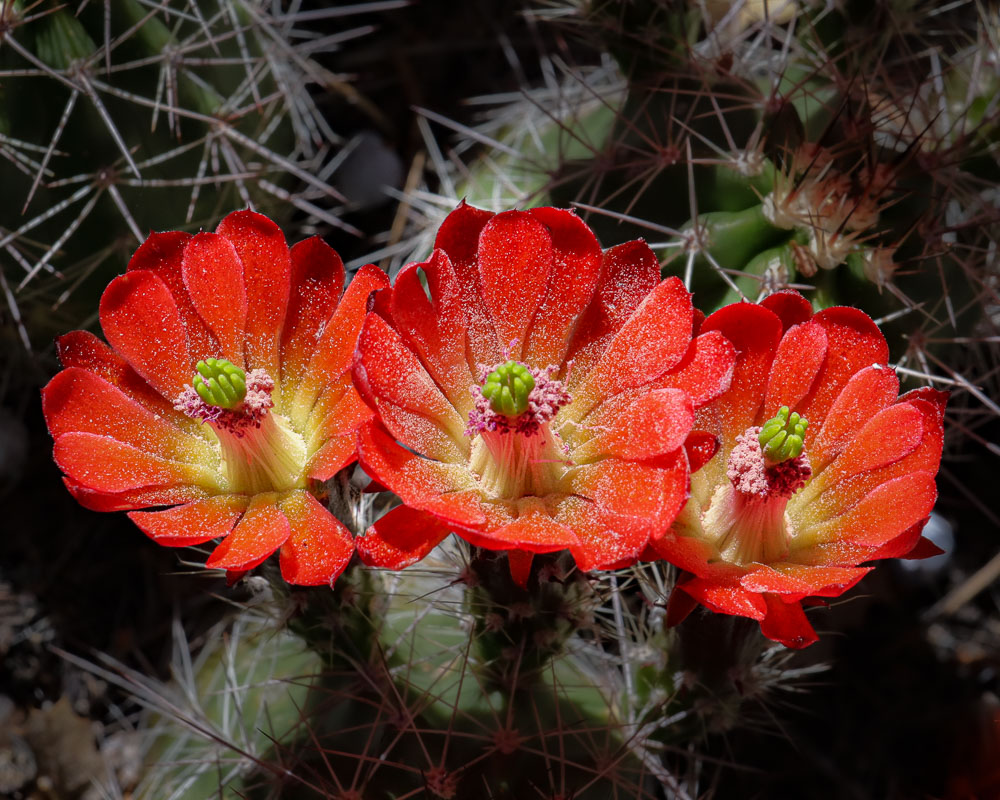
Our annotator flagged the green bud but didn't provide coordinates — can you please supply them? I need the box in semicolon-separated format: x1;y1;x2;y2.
192;358;247;409
759;406;808;464
482;361;535;417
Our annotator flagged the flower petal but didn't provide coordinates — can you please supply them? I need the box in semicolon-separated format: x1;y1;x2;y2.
568;452;689;545
54;432;214;493
653;330;736;409
307;434;360;482
357;422;485;527
508;550;533;588
128;495;248;546
43;367;209;463
759;595;818;648
759;290;813;331
796;307;889;426
281;236;345;395
357;504;451;569
574;388;694;462
763;321;827;417
701;301;783;442
816;402;925;486
573;277;694;417
293;264;389;427
476;210;554;361
566;240;661;389
391;250;473;414
205;494;290;571
126;230;218;364
433;201;499;365
680;576;768;621
99;270;192;400
468;498;580;553
684;431;719;473
561;495;649;570
181;232;248;366
523;207;602;368
216;210;291;375
64;479;208;512
807;471;938;547
810;364;900;471
278;490;354;586
355;312;468;461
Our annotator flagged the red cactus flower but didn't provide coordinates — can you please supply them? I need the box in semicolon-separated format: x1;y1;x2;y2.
43;210;386;585
352;202;736;576
649;292;947;647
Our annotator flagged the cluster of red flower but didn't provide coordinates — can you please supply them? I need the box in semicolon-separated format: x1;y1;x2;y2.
42;205;946;647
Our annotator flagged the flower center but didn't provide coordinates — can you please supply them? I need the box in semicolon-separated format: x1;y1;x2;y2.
705;409;812;565
466;360;571;501
175;361;307;495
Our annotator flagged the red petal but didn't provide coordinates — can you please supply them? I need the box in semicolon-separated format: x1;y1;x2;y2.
292;264;389;425
181;232;248;366
569;453;689;544
128;495;247;547
561;495;651;570
357;504;451;569
281;236;345;394
354;311;467;460
575;388;694;461
763;321;827;416
433;201;499;366
471;500;579;553
357;422;485;527
899;386;949;420
391;250;473;413
54;432;208;493
278;490;354;586
653;330;736;409
759;595;818;648
810;364;900;471
664;581;700;628
819;402;925;485
64;479;207;512
55;331;178;419
701;302;783;442
574;277;694;415
759;291;813;331
523;207;602;368
216;210;291;374
476;210;554;361
867;519;935;560
809;471;938;547
43;367;207;463
508;550;533;588
681;577;768;621
205;495;290;571
685;431;719;473
127;230;218;364
646;531;721;574
307;433;360;482
99;270;192;400
796;307;889;427
566;240;661;388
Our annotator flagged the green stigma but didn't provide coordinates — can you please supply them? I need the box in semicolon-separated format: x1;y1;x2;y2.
193;358;246;409
759;406;808;464
482;361;535;417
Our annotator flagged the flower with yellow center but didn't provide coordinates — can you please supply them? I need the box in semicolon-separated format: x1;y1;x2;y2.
43;210;387;585
648;291;947;647
352;202;737;580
